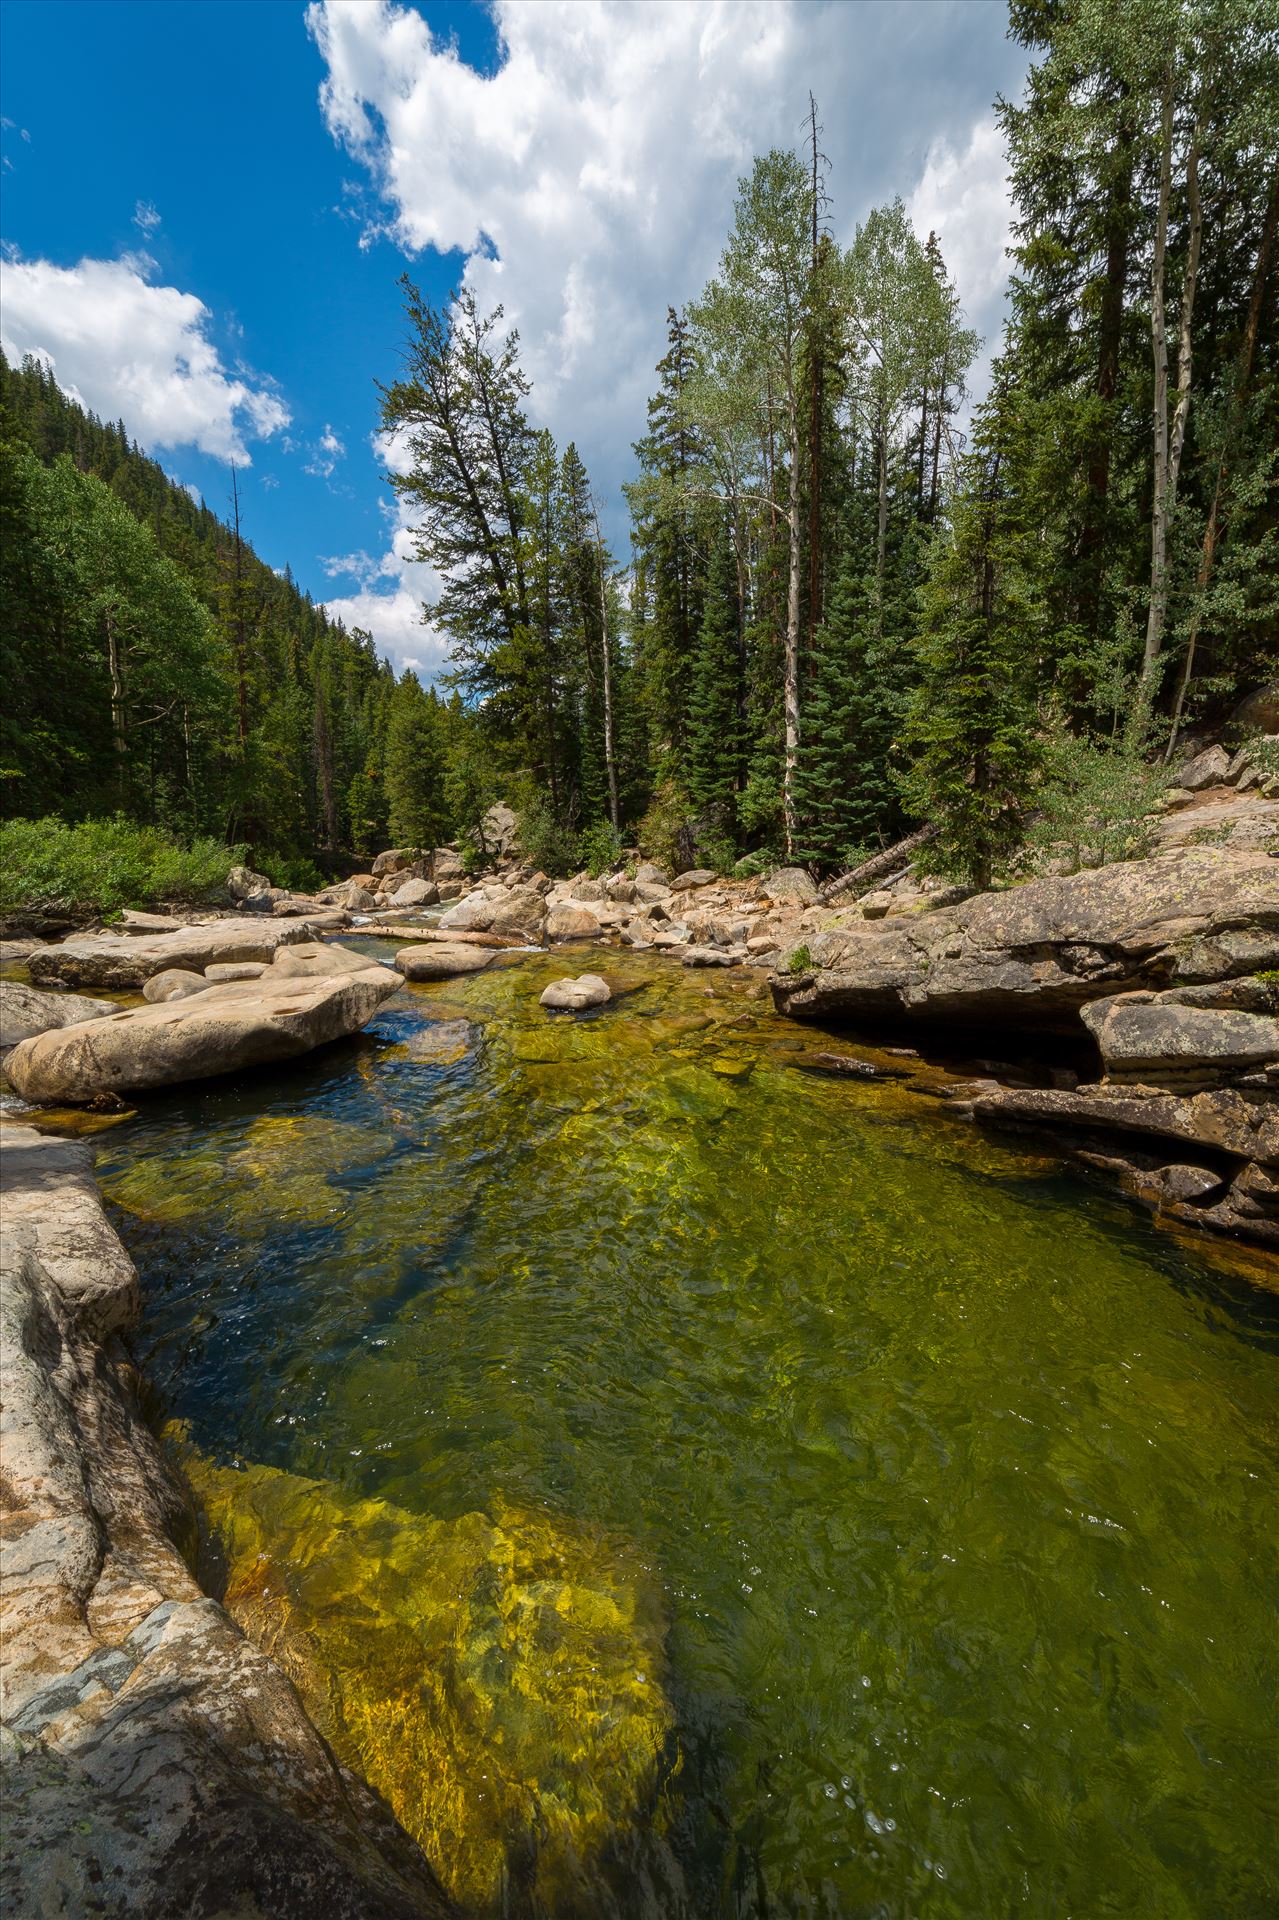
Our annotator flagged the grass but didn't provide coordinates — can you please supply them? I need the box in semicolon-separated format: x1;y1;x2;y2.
788;944;813;973
0;815;243;918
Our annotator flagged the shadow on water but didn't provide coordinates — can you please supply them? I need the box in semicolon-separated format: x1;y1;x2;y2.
90;945;1279;1920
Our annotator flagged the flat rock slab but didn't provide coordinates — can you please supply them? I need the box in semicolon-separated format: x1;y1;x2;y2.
775;849;1279;1031
970;1082;1279;1167
0;981;117;1050
28;918;314;990
118;909;185;933
396;944;496;981
5;964;400;1104
0;1127;139;1335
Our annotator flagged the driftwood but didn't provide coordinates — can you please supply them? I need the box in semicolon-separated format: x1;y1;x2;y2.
817;824;938;904
369;925;531;949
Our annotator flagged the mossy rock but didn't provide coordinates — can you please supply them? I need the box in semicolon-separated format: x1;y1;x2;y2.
178;1445;677;1914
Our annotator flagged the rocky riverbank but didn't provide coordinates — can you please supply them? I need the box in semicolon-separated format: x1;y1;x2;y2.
0;1127;455;1920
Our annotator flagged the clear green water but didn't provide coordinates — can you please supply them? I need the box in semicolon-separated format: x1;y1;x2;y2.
96;942;1279;1919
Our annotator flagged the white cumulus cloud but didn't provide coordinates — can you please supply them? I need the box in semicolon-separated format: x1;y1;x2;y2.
306;0;1025;660
0;254;289;463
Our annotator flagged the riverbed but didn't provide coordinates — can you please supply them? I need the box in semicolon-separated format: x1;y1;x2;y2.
95;941;1279;1918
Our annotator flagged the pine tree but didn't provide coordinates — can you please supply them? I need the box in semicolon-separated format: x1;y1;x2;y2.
898;385;1045;890
686;519;744;826
384;672;448;849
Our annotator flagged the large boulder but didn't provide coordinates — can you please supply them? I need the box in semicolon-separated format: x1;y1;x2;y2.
5;965;400;1105
270;941;386;980
226;864;272;903
0;981;116;1051
539;974;610;1011
544;903;603;942
760;867;819;905
388;876;439;908
1178;744;1232;791
316;880;378;912
0;1130;453;1920
774;849;1279;1032
437;891;497;934
395;944;496;981
485;886;547;939
670;869;717;892
481;802;519;856
28;919;312;991
1081;993;1279;1088
371;847;425;877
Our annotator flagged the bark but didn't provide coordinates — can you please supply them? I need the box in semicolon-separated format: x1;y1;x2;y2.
784;389;802;860
1141;81;1202;706
817;823;939;902
1166;174;1277;758
105;605;127;787
592;499;620;832
1078;116;1134;637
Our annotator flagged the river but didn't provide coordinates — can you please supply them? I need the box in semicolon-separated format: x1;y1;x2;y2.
96;940;1279;1919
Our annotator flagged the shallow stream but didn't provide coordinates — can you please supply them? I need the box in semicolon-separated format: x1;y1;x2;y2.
96;942;1278;1919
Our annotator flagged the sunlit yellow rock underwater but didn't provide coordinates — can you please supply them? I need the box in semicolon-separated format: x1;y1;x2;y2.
179;1441;678;1914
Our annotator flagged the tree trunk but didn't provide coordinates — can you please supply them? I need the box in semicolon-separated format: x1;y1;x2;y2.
818;823;938;902
875;398;889;639
106;605;127;797
784;394;803;859
1078;117;1133;638
1141;78;1202;710
592;501;620;832
1141;68;1174;698
1166;172;1276;757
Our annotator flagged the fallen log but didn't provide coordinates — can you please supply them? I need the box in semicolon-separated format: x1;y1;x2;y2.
360;925;531;950
817;824;938;904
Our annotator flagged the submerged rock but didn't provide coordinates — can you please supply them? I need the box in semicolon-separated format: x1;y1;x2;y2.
5;964;400;1104
183;1448;678;1917
540;973;611;1011
0;980;116;1050
0;1130;453;1920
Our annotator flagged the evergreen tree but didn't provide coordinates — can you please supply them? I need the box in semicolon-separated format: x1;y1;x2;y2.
898;385;1045;889
686;519;745;824
384;672;449;849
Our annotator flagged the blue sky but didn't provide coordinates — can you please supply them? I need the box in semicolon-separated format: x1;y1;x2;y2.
1;0;1028;677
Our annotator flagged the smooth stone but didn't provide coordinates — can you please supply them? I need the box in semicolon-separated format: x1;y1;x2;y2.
0;981;117;1050
539;974;611;1011
118;909;185;933
142;969;210;1004
670;869;717;891
544;903;602;941
5;966;401;1104
760;867;819;905
29;919;312;991
270;942;385;980
395;944;496;981
485;887;547;938
389;876;439;907
203;961;267;982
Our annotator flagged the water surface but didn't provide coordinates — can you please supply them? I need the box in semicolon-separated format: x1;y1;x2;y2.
97;943;1279;1919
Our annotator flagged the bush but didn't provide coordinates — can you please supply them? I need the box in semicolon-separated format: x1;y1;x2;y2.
732;849;779;879
266;853;327;894
512;786;579;877
578;820;622;878
1022;731;1165;875
0;816;243;917
637;779;698;876
788;944;813;973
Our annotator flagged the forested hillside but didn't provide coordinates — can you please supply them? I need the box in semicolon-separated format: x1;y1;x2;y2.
3;0;1276;890
0;351;458;873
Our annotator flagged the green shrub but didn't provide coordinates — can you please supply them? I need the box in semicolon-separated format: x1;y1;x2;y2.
1022;731;1165;875
0;816;242;917
578;820;622;878
732;849;779;879
788;944;813;973
637;779;697;875
266;853;327;894
512;786;578;877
